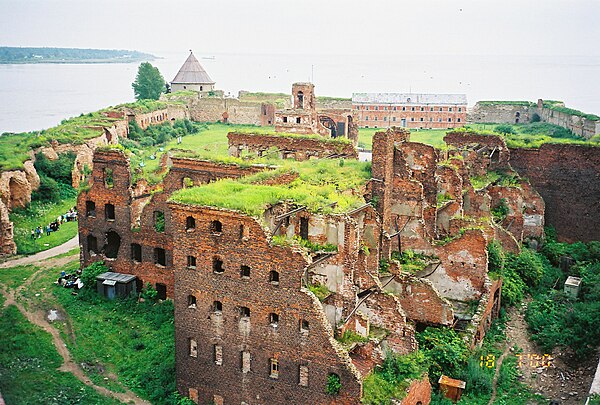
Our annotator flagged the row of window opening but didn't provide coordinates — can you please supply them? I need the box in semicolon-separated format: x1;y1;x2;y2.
358;105;462;112
364;116;461;123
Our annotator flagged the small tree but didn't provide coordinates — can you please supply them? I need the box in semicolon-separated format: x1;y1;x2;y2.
132;62;165;100
80;261;109;289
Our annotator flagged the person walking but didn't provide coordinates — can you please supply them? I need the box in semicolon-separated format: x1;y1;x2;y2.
46;224;51;236
30;229;35;239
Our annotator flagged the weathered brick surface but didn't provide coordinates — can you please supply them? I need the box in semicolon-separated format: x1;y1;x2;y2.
169;204;362;405
510;144;600;242
399;375;432;405
228;132;357;160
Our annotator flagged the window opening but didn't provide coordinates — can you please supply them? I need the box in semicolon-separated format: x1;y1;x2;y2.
213;301;223;313
300;217;309;240
189;338;197;357
296;117;301;124
299;365;309;387
213;257;224;273
104;203;115;220
269;313;279;327
214;345;223;365
104;168;114;188
86;201;96;217
87;235;98;254
211;220;222;233
131;243;142;262
156;283;167;300
154;211;165;232
240;265;250;278
105;231;121;259
240;306;250;318
154;248;166;266
270;358;279;379
188;295;197;308
300;319;309;332
187;255;197;268
269;270;280;285
186;216;195;230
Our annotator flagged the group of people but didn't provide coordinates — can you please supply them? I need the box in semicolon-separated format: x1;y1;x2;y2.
30;207;78;240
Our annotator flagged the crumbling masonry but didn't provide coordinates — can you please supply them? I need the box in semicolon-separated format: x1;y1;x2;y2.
78;128;545;404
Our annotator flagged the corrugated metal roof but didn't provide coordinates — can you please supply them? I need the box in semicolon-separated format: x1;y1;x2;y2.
352;93;467;105
171;52;215;84
97;272;137;283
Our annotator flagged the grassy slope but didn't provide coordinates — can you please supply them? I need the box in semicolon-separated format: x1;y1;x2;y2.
0;304;121;405
9;197;78;255
18;259;177;404
0;264;38;290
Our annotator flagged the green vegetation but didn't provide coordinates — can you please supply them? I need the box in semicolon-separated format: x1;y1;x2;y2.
362;351;428;405
33;151;77;203
436;191;455;207
18;259;179;403
170;159;371;216
477;101;536;107
525;233;600;358
336;330;369;347
0;264;38;290
470;171;501;189
491;198;509;223
80;261;109;289
542;101;600;121
494;124;516;135
0;46;155;64
417;327;470;383
468;122;591;148
326;373;342;395
10;197;78;255
391;250;438;273
239;91;290;108
132;62;166;100
308;283;331;301
0;305;121;405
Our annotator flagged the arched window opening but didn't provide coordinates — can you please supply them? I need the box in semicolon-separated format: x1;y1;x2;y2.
269;270;279;285
211;220;222;233
186;216;195;230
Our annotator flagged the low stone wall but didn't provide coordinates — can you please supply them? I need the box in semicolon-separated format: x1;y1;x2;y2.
188;97;275;126
468;103;534;124
228;132;358;160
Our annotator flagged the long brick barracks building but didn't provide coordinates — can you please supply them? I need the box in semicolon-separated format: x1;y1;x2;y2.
352;93;467;129
78;99;544;403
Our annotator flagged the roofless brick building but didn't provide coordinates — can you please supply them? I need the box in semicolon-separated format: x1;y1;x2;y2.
78;123;544;403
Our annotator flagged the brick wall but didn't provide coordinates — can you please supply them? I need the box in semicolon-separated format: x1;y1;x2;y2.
354;103;466;129
169;204;363;405
228;132;358;160
399;375;432;405
468;103;533;124
510;144;600;242
188;97;275;126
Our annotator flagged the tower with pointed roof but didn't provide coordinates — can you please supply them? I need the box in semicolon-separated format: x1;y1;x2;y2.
171;51;215;93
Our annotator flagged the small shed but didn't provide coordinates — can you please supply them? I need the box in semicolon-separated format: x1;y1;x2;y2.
438;375;466;402
96;272;137;299
564;276;582;298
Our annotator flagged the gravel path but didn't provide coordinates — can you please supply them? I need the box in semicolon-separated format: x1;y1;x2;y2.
0;235;79;268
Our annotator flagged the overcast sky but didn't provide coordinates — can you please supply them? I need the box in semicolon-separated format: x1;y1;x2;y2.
1;0;598;57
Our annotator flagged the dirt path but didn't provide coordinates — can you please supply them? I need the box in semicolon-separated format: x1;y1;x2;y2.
488;343;511;404
497;300;596;404
0;235;79;269
0;254;150;405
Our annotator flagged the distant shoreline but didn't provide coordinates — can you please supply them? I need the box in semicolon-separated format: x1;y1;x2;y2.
0;46;157;64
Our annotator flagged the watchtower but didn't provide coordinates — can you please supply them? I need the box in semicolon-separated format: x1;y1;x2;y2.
292;82;316;110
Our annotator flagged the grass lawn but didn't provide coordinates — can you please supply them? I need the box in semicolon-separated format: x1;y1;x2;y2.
0;304;122;405
0;264;38;291
358;127;449;150
21;259;178;404
9;197;78;255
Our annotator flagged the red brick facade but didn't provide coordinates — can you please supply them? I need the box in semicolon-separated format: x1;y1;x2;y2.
352;94;467;129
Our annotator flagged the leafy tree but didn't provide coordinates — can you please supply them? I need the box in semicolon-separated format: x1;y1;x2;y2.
494;124;516;135
416;327;469;383
132;62;165;101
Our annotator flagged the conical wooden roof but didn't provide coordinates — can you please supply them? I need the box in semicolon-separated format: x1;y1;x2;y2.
171;52;214;84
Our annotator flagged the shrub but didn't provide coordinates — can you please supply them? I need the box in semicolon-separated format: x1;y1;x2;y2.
140;136;156;147
141;282;159;301
80;261;108;289
416;327;469;383
494;124;516;135
325;373;342;395
460;357;493;395
530;112;541;122
491;198;509;222
32;173;60;203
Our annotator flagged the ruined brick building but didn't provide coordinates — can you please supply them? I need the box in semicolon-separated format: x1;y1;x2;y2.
78;123;545;404
352;93;467;129
275;83;359;145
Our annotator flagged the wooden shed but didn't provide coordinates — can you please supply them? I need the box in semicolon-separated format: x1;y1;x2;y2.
96;272;137;299
438;375;466;402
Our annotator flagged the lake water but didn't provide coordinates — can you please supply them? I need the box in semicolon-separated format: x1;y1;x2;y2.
1;52;599;134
